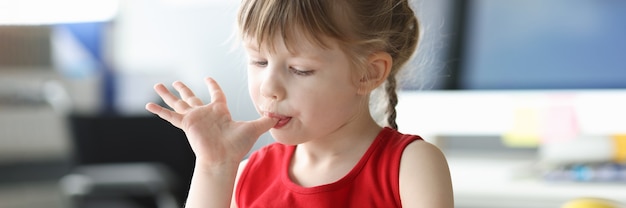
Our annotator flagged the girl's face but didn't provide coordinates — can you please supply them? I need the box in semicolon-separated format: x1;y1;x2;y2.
246;36;369;144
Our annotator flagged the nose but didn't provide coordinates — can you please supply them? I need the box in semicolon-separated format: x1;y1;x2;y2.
259;65;286;101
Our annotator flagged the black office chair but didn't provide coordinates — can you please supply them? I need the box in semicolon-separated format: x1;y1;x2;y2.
59;114;195;208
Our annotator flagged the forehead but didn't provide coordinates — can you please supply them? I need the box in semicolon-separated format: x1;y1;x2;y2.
243;34;340;57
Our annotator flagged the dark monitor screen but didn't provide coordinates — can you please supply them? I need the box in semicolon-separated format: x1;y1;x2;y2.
455;0;626;90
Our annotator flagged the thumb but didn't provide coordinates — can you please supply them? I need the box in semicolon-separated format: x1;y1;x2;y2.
244;116;278;137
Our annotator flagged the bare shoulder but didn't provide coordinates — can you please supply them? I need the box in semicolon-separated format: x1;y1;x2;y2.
399;140;454;208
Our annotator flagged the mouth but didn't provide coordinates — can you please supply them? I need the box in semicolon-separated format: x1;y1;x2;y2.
265;112;292;129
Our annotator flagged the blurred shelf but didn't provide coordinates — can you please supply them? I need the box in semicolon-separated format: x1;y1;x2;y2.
449;155;626;208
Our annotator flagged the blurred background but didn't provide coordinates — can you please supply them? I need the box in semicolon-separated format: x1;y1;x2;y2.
1;0;625;207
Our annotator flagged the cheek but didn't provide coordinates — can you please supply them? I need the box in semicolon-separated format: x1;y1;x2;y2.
300;84;358;113
247;70;261;104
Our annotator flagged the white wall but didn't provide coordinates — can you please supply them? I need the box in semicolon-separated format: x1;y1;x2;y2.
110;0;274;153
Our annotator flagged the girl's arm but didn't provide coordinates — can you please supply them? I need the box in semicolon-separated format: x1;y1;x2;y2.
399;141;454;208
185;160;240;208
145;77;276;208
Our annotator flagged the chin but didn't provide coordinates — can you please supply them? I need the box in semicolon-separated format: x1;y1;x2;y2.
268;129;304;146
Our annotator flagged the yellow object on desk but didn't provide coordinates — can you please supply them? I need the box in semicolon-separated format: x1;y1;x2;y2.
614;134;626;162
562;197;622;208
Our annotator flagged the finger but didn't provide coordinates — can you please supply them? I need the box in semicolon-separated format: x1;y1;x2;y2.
244;116;278;137
205;77;227;104
145;102;183;128
173;81;203;106
154;83;191;113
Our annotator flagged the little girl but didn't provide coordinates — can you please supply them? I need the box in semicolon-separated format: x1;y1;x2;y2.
146;0;453;207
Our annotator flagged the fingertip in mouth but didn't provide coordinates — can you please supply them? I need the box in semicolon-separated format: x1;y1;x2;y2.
265;112;287;119
264;112;291;128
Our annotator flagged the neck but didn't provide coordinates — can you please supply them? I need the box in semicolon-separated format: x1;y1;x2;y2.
288;115;383;187
295;115;382;163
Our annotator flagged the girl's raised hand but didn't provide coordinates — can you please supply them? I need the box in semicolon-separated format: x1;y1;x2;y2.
145;77;277;166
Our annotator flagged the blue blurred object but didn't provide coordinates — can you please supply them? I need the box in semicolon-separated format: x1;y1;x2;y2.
429;0;626;90
56;22;117;113
462;0;626;90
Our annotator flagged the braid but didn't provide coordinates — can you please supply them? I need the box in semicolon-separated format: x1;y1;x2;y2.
386;74;399;129
383;0;418;130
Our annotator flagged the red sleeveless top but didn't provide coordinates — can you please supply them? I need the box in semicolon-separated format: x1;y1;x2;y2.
235;127;423;208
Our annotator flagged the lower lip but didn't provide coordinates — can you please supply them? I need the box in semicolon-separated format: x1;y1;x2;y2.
273;117;291;129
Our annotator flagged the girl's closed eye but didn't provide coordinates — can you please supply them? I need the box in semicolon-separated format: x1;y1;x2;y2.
290;67;314;76
250;60;268;67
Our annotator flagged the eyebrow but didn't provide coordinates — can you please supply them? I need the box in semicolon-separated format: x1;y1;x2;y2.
243;40;332;63
292;52;327;64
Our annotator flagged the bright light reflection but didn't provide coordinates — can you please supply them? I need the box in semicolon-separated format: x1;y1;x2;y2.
0;0;119;25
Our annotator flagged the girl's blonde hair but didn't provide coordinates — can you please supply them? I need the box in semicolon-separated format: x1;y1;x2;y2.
237;0;420;130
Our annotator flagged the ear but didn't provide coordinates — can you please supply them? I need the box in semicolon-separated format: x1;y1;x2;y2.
357;52;392;95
